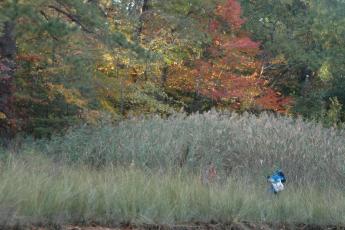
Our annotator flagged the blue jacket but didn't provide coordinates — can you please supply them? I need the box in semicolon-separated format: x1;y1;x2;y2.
267;170;286;194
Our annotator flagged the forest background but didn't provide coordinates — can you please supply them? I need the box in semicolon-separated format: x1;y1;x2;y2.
1;0;345;141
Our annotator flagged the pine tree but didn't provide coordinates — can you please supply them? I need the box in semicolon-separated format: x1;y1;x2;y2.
0;1;17;143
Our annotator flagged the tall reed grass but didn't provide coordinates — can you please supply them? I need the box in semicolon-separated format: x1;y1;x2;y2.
2;111;345;226
23;111;345;185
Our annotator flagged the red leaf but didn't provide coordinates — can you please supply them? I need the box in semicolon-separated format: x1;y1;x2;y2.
216;0;246;29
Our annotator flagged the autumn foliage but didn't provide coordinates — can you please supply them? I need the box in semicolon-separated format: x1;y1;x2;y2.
16;54;42;63
216;0;245;29
167;0;291;112
0;0;297;141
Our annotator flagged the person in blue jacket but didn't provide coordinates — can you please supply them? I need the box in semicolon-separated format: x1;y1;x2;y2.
267;170;286;194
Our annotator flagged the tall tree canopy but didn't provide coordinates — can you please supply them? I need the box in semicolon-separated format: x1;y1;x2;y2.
241;0;345;122
1;0;345;141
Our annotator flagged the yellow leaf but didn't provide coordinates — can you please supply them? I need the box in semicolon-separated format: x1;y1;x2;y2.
0;112;6;120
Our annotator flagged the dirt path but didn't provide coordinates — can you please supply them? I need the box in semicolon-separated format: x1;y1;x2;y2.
1;223;344;230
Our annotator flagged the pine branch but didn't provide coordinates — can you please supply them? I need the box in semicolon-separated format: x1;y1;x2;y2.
47;5;93;33
39;10;59;41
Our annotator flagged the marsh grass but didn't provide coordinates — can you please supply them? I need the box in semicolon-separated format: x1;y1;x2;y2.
0;155;345;226
2;111;345;226
24;111;345;185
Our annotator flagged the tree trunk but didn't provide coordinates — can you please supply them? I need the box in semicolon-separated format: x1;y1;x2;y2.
160;64;168;87
134;0;150;42
0;21;16;144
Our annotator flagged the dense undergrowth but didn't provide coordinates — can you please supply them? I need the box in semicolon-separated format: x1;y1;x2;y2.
1;112;345;226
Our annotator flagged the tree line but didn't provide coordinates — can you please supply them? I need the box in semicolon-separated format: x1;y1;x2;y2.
1;0;345;141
